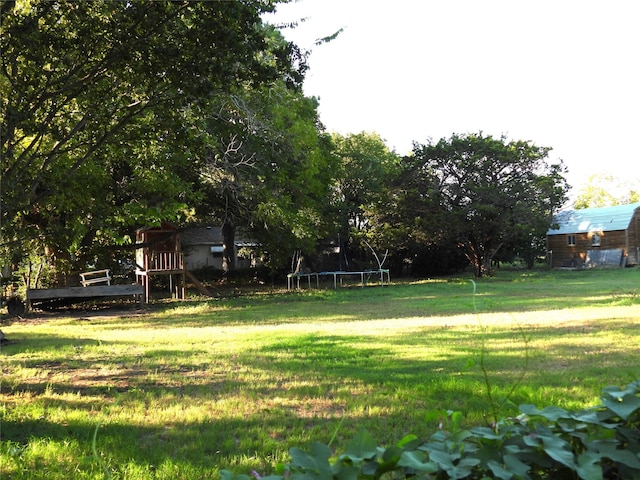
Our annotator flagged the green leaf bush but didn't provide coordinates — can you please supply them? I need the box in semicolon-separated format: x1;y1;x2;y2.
222;381;640;480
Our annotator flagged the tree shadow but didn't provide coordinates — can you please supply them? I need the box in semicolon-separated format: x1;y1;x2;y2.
1;299;639;477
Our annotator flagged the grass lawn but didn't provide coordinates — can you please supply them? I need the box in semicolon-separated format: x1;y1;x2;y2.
1;268;639;479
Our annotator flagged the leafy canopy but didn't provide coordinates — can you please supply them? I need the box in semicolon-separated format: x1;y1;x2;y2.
0;0;304;274
403;133;568;276
194;80;338;270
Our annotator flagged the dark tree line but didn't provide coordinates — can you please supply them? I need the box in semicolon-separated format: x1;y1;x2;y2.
1;1;569;289
333;132;568;278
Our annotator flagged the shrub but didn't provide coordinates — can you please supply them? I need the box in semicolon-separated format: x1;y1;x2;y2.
222;381;640;480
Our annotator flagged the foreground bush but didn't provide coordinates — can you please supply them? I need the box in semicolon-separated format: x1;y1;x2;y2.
223;381;640;480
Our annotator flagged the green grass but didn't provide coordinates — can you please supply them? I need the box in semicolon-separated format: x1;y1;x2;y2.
1;268;639;479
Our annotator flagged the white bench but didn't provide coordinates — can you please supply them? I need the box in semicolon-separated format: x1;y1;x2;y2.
79;269;111;287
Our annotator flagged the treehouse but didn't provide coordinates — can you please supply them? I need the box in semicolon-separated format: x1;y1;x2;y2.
135;222;186;301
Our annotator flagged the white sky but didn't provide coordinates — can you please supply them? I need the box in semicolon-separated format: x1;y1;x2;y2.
265;0;639;195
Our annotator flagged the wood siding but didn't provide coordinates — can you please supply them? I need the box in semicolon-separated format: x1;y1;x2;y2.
631;214;640;265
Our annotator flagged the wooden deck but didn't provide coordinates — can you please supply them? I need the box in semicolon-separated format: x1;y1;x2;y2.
27;284;145;307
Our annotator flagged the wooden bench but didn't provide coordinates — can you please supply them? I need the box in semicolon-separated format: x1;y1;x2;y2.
79;269;112;287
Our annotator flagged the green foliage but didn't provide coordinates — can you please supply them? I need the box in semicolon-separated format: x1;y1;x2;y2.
328;132;403;270
194;81;339;269
1;0;300;277
573;173;640;208
225;381;640;480
331;132;401;233
393;133;569;277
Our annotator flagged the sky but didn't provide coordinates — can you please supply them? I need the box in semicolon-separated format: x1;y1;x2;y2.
264;0;640;196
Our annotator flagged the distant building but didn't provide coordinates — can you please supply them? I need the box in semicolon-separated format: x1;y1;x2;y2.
546;202;640;268
181;226;260;271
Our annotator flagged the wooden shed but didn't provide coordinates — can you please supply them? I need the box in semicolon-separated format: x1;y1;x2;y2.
546;202;640;268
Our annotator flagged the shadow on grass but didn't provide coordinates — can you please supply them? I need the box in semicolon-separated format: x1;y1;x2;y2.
2;269;640;477
5;321;638;418
0;413;346;473
68;292;638;331
2;375;492;476
12;269;639;330
4;317;639;399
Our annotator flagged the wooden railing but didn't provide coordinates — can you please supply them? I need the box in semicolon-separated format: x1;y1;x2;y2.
148;251;183;271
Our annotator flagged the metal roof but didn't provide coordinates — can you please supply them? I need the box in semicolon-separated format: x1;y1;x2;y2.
547;202;640;235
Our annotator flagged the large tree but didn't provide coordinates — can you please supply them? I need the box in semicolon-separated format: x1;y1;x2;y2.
405;133;568;277
194;80;338;273
330;132;400;268
0;0;304;281
331;132;400;232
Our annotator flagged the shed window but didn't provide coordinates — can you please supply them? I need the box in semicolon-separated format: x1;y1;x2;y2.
567;235;576;246
591;233;601;246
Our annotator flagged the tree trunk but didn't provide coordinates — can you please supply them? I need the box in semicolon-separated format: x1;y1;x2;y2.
460;240;484;278
481;242;504;277
221;221;236;274
481;255;492;277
